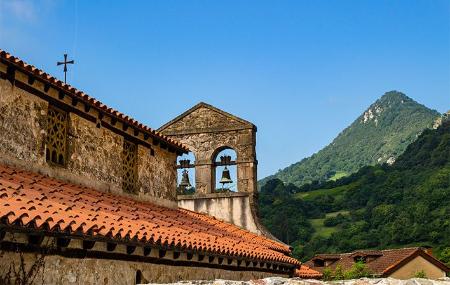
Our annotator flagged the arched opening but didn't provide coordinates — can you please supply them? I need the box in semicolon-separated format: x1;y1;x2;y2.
135;270;143;284
177;152;196;194
213;147;237;192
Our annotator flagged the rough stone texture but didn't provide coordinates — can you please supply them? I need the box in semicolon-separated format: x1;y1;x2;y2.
0;76;48;165
139;144;178;201
159;104;257;195
159;103;277;238
0;251;288;285
178;192;261;234
67;113;124;191
149;277;450;285
0;71;178;206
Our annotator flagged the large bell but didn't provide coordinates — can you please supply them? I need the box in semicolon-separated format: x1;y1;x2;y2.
219;166;233;186
179;169;191;188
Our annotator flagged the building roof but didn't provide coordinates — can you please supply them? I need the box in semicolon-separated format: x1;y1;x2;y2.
0;163;298;266
0;49;188;154
305;247;450;276
294;265;322;279
158;102;256;133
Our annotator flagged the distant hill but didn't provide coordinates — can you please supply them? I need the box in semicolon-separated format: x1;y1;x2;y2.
260;91;441;187
259;119;450;263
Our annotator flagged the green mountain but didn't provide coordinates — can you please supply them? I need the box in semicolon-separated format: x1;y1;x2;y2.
261;91;441;187
259;119;450;263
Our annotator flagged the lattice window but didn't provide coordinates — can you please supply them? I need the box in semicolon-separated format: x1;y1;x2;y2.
45;106;68;166
122;140;138;193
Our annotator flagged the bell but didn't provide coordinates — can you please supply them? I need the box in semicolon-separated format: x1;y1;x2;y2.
219;166;233;186
179;169;191;188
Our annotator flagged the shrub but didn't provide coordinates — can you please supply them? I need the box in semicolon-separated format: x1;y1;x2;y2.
343;261;372;279
322;268;332;281
414;270;427;278
333;265;345;280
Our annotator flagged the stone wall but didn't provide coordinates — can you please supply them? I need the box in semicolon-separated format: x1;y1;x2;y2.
0;68;178;207
0;251;288;285
159;104;257;195
160;103;273;236
178;192;261;234
0;74;48;164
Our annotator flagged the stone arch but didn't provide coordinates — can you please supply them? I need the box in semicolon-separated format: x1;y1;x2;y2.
159;102;257;195
159;102;280;240
176;151;196;194
211;146;238;192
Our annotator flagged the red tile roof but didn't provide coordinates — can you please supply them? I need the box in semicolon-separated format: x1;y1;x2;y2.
294;265;322;279
0;49;188;153
305;248;450;276
0;163;298;266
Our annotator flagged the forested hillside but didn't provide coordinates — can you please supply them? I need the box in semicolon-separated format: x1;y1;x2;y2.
259;120;450;264
260;91;440;187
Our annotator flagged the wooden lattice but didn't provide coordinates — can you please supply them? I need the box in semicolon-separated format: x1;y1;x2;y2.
122;140;138;193
45;106;68;166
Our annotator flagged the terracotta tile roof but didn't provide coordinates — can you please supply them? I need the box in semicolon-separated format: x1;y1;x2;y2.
305;247;450;276
0;49;188;153
0;163;298;266
294;265;322;279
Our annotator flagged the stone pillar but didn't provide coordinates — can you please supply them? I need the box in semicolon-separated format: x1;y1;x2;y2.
237;161;257;194
195;159;214;194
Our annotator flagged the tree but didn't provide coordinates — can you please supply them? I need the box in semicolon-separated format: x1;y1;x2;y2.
333;265;345;280
322;268;332;281
344;261;372;279
439;247;450;267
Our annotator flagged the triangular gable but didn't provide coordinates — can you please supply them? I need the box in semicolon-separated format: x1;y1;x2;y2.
382;249;450;276
158;102;256;135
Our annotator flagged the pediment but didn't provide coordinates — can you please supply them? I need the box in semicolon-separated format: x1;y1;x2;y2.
159;102;255;135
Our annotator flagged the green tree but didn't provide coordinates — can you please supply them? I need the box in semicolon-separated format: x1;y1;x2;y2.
322;268;332;281
344;261;372;279
439;247;450;267
333;265;345;280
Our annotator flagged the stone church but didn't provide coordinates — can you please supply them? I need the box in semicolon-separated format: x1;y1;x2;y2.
0;49;315;284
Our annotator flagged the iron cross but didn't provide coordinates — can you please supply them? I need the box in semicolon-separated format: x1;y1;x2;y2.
57;54;74;83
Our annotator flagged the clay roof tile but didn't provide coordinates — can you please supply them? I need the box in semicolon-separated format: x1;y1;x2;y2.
0;163;298;266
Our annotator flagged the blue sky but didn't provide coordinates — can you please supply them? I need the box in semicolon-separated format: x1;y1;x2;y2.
1;0;449;179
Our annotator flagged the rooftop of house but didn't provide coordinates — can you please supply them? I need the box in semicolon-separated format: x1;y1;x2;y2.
305;247;450;277
294;265;322;279
0;163;298;267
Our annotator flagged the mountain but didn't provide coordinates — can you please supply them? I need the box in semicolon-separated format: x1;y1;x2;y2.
261;91;441;187
259;119;450;263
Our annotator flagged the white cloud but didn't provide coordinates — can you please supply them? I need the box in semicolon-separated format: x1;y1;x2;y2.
0;0;37;22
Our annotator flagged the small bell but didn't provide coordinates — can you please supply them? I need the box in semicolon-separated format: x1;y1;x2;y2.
179;169;191;189
219;166;233;189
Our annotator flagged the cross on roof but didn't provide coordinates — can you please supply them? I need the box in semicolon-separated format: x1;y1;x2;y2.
57;53;74;84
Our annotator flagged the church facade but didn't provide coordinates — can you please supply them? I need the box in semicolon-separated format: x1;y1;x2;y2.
0;50;299;284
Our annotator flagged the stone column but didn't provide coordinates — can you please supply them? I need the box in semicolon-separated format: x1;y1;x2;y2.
195;158;214;194
237;161;256;194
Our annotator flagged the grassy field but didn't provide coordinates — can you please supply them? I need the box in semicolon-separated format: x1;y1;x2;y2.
328;171;348;181
294;181;360;201
309;210;350;238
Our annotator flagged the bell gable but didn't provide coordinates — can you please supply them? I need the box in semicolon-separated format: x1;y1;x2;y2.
158;102;256;135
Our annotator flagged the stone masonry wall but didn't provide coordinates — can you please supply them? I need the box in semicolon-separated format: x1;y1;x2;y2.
0;251;288;285
0;75;48;164
160;106;257;195
159;104;279;238
0;71;178;206
139;144;178;201
178;192;261;234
